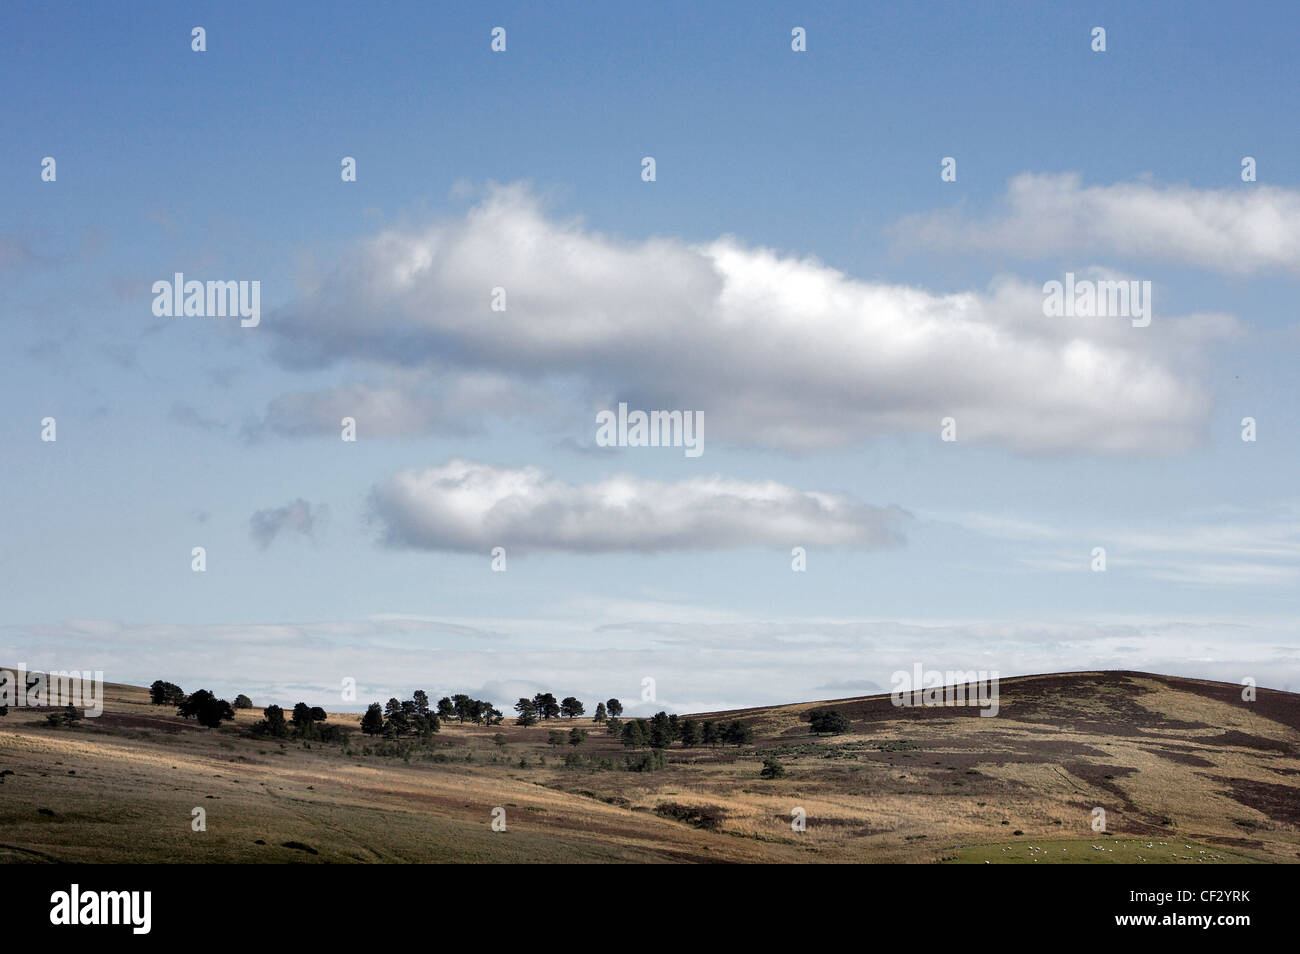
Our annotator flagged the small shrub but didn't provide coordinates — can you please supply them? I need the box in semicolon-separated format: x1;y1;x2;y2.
625;749;667;772
655;802;725;830
808;709;851;735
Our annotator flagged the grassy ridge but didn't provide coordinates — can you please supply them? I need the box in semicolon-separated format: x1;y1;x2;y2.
1;669;1297;863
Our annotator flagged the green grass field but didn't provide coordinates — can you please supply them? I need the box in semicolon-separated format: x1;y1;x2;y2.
946;838;1266;864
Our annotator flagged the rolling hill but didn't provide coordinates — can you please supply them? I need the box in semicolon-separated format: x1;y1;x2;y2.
1;669;1296;863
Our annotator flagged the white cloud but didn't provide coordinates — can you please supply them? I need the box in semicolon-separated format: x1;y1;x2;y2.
251;383;444;439
367;458;910;553
894;172;1300;274
266;183;1231;455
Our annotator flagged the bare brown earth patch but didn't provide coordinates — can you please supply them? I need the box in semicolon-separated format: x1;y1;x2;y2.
1140;747;1216;767
1193;731;1294;754
1209;776;1300;826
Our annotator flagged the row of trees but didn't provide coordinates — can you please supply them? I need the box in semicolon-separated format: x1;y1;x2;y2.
357;691;633;734
151;680;253;712
151;677;484;741
150;677;799;750
433;693;503;726
151;679;641;736
360;691;459;738
515;695;623;725
251;702;343;741
149;679;265;730
614;712;754;749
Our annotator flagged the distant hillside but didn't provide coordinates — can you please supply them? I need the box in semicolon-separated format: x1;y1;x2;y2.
1;668;1296;863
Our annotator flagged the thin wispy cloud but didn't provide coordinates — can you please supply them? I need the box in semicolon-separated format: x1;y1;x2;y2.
938;503;1300;586
243;372;536;440
893;172;1300;274
168;402;225;433
249;499;329;549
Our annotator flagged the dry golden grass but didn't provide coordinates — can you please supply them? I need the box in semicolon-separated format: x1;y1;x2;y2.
1;669;1296;863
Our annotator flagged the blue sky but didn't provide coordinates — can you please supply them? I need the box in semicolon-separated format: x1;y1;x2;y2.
3;0;1298;711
